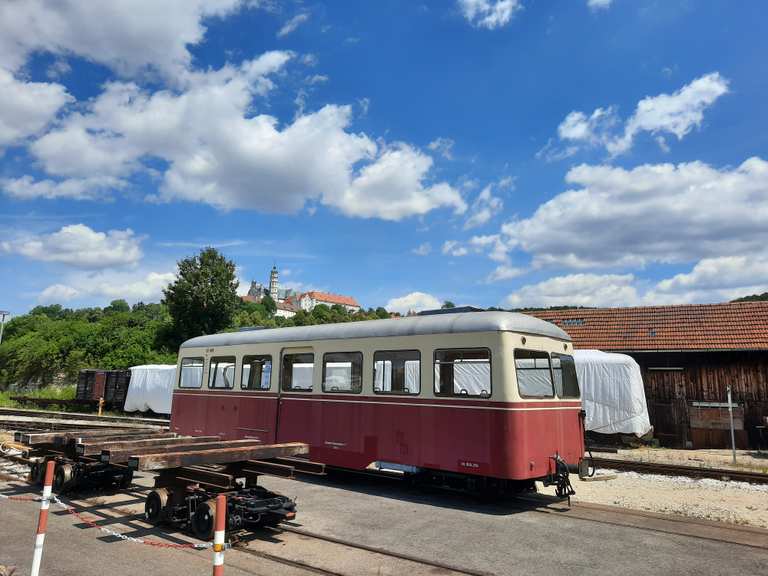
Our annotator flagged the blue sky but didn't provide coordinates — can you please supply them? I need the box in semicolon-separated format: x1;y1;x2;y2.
2;0;768;316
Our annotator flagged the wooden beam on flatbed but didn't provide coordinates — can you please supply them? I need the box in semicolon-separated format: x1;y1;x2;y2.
76;433;183;456
128;442;309;471
15;427;160;446
102;437;241;463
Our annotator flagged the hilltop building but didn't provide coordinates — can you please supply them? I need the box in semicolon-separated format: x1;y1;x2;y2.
241;266;361;318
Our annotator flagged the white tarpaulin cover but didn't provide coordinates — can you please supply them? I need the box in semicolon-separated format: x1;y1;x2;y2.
124;364;176;414
574;350;651;436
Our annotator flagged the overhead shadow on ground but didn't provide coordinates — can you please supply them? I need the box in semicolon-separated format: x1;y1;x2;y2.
268;468;570;518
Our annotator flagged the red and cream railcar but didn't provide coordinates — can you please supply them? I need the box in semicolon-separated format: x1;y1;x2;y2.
170;311;584;485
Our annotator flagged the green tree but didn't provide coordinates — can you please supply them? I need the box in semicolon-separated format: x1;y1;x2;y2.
105;299;130;314
441;301;456;309
163;248;240;344
261;294;277;316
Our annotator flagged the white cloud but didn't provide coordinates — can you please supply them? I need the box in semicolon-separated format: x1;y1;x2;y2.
428;137;455;160
24;53;460;221
543;73;729;159
0;68;72;148
412;242;432;256
502;157;768;269
458;0;522;30
505;273;639;308
38;270;176;305
0;0;247;81
587;0;613;10
1;224;143;268
464;185;503;229
385;291;441;314
442;240;469;257
2;175;124;200
278;12;310;37
486;264;524;282
306;74;328;85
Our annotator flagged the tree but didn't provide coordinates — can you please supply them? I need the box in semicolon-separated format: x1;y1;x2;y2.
441;301;456;309
163;248;240;343
105;299;130;314
261;294;277;316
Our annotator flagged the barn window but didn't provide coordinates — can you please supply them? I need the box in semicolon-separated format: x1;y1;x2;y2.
322;352;363;393
551;353;580;398
514;350;554;398
208;356;236;389
434;348;491;397
241;355;272;391
179;357;204;388
374;350;421;395
281;353;314;391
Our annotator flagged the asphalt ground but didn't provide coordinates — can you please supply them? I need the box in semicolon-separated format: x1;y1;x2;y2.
1;466;767;576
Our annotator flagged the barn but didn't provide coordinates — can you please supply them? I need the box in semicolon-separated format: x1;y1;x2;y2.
529;302;768;449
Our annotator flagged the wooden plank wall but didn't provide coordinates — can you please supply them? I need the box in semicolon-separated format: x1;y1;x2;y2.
630;351;768;448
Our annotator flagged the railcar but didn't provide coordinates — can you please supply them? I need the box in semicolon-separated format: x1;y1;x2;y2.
170;311;585;493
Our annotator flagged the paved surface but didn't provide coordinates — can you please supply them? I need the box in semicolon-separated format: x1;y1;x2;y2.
1;468;767;576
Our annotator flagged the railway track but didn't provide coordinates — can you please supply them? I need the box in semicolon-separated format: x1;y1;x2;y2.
590;457;768;485
0;406;169;426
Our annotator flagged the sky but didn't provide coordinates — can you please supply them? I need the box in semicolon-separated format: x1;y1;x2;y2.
1;0;768;316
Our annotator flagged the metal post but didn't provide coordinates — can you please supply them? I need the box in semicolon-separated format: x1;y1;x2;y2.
31;460;55;576
212;494;226;576
0;310;9;346
727;385;737;465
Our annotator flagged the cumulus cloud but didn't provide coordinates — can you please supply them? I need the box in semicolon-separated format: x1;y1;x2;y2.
458;0;522;29
505;273;639;308
587;0;613;10
277;13;310;37
442;240;469;257
0;68;72;148
540;73;729;160
486;264;524;282
21;51;461;221
0;0;246;80
2;176;124;200
428;137;455;160
385;291;442;314
464;185;503;229
502;157;768;269
38;270;176;304
412;242;432;256
1;224;144;268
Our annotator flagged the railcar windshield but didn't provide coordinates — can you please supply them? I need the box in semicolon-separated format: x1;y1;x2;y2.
514;349;554;398
551;353;580;398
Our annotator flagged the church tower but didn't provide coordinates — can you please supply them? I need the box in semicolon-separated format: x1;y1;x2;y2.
269;265;279;301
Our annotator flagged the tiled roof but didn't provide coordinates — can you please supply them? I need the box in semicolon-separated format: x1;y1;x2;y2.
241;294;260;303
303;291;360;307
527;302;768;351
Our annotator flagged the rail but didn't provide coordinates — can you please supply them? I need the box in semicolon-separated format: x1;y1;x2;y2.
590;457;768;485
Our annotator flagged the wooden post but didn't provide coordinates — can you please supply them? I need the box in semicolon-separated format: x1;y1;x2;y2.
212;494;226;576
98;397;104;417
30;460;55;576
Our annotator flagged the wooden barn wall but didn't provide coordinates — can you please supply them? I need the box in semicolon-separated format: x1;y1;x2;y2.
627;351;768;449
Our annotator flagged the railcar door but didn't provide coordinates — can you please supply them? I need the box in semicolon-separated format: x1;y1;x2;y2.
275;347;317;447
236;354;279;443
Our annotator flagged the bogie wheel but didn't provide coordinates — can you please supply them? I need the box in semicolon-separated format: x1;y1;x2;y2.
191;499;219;540
53;463;73;493
145;488;169;524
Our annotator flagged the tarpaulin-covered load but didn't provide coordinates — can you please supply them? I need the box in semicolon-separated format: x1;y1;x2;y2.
123;364;176;414
574;350;651;436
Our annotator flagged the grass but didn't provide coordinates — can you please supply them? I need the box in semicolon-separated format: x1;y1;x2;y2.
0;385;78;411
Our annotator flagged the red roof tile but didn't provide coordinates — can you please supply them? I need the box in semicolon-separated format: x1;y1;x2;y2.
527;302;768;351
303;291;360;308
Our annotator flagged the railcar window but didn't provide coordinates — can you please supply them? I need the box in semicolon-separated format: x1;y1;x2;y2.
179;357;204;388
208;356;236;389
551;354;580;398
374;350;421;395
281;353;314;391
322;352;363;393
241;355;272;390
434;348;491;397
514;350;554;398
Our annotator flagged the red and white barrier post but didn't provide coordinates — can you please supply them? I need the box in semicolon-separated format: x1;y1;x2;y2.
31;460;55;576
212;494;227;576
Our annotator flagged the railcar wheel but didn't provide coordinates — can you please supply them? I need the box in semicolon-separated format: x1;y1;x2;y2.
145;488;169;524
53;463;73;492
29;462;43;485
191;499;218;540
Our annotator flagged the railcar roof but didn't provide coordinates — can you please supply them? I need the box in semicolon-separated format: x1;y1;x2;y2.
180;311;570;349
